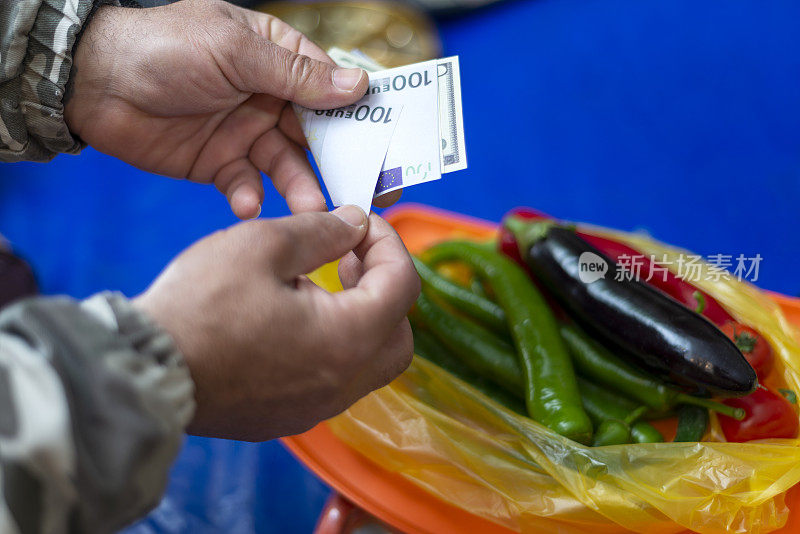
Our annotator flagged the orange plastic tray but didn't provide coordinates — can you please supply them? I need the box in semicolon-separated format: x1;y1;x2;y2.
283;203;800;534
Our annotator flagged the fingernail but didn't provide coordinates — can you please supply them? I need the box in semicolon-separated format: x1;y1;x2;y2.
333;68;364;91
253;204;262;219
332;205;366;227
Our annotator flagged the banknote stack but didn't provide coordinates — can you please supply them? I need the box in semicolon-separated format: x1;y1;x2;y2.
294;48;466;212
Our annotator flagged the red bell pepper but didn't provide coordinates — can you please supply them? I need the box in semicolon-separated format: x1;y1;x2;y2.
718;387;799;442
720;321;775;380
499;208;735;326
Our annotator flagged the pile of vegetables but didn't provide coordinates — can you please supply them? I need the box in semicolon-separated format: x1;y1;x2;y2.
409;208;799;446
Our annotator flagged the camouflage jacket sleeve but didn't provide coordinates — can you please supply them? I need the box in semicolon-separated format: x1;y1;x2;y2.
0;292;195;534
0;0;119;162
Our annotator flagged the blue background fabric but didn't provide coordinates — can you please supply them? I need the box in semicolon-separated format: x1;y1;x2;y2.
1;0;799;531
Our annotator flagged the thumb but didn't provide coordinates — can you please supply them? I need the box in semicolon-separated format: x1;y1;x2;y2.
225;30;368;108
270;206;368;279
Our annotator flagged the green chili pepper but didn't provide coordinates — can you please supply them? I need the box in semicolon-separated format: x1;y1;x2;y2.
673;405;709;442
693;291;707;314
643;407;677;420
424;241;592;444
415;315;661;445
631;421;664;443
578;377;645;424
593;420;631;446
779;388;798;404
411;324;526;414
470;277;489;299
412;256;506;333
559;322;745;420
414;254;740;422
413;292;523;392
415;307;662;445
412;323;457;366
578;377;664;444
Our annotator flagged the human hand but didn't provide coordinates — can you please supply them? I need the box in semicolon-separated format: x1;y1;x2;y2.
134;208;420;441
65;0;401;219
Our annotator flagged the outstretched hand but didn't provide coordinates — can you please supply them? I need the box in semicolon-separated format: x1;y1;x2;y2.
135;208;420;441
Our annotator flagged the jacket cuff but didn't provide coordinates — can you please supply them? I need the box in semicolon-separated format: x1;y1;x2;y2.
82;292;196;431
0;292;195;530
2;0;119;162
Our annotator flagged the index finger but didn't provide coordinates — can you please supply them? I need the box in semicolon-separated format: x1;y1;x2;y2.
233;8;337;66
330;214;420;340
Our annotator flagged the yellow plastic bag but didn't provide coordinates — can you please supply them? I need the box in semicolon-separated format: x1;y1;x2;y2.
311;227;800;534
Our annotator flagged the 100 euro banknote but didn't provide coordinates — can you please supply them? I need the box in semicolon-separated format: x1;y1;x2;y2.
294;51;466;210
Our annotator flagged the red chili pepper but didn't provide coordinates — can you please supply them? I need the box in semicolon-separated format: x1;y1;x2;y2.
499;208;734;325
718;387;799;442
719;321;775;380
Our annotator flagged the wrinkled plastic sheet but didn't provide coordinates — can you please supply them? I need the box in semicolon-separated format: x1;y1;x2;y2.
313;228;800;534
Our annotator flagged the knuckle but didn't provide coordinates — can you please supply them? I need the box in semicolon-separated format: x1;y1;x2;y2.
287;53;319;93
212;0;233;17
217;21;242;46
210;22;246;62
285;28;306;51
393;325;415;373
399;258;422;304
408;266;422;300
378;323;414;388
194;0;233;20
